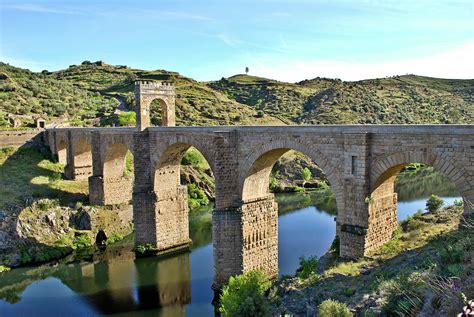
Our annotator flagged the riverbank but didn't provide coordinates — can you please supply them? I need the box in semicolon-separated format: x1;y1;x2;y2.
272;204;473;316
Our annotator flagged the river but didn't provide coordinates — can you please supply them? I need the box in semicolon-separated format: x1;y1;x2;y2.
0;172;461;316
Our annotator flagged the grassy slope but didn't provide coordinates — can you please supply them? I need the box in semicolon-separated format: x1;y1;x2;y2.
0;63;117;126
53;63;284;126
275;205;473;316
209;74;474;124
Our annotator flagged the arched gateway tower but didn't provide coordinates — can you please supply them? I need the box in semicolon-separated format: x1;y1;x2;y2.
134;80;176;130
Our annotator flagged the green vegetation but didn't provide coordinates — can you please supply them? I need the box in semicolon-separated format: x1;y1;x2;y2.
187;183;209;208
318;299;353;317
396;164;459;200
2;62;472;128
426;194;444;212
0;146;87;208
274;205;473;316
296;256;320;284
0;62;116;126
181;147;209;169
219;270;272;317
135;243;157;254
210;74;474;124
0;266;10;273
300;167;311;187
117;111;136;126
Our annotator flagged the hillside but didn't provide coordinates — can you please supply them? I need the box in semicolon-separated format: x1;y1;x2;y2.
1;61;473;127
0;62;283;127
0;63;117;127
209;74;474;124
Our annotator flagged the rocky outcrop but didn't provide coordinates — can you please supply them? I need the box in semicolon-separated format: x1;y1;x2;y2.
0;199;133;267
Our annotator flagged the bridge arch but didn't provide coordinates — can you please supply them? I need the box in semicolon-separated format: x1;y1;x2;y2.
152;141;215;192
239;139;344;213
370;151;473;215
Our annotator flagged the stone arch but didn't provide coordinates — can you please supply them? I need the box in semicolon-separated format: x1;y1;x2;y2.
370;151;472;214
149;98;172;126
239;139;345;213
153;141;215;192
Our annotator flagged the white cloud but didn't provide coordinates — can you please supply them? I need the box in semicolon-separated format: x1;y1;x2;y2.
250;39;474;82
2;3;84;15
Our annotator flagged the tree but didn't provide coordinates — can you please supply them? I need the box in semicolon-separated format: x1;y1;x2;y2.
426;194;444;213
245;67;249;75
219;271;272;317
301;167;312;188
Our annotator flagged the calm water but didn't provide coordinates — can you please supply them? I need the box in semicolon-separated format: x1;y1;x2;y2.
0;174;461;316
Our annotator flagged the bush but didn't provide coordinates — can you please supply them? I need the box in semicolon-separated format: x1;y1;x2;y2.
187;183;209;207
73;233;92;249
426;195;444;213
118;111;136;126
181;149;205;166
318;299;353;317
256;110;264;118
219;271;272;317
296;255;319;279
381;272;425;316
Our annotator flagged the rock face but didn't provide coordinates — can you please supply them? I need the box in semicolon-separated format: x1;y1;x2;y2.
0;199;133;267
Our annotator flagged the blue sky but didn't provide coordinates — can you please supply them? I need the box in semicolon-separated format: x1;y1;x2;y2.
0;0;473;81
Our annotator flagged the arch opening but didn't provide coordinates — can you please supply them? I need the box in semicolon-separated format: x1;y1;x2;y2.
152;143;215;251
149;98;166;126
368;156;465;254
240;148;338;277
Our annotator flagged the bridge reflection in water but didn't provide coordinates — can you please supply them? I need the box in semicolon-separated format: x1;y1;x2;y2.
58;246;191;316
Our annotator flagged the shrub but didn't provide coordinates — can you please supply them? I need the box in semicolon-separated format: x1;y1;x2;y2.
381;272;425;316
318;299;353;317
426;195;444;213
135;243;156;254
118;111;136;126
181;149;205;166
453;199;464;207
0;265;11;273
296;255;319;279
256;110;264;118
35;198;59;211
187;184;209;207
301;167;312;187
219;271;272;317
73;233;92;249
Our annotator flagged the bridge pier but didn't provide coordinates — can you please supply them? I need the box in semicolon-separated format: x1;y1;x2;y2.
213;195;279;288
133;187;191;251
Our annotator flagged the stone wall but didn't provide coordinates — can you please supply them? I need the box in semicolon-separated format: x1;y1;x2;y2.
0;129;44;148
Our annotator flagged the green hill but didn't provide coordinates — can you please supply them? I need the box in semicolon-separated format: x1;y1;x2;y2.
1;61;473;127
209;74;474;124
0;62;283;127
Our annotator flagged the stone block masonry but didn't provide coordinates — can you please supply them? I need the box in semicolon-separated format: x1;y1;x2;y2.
42;83;474;289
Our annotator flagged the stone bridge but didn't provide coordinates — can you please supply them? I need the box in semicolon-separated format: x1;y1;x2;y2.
45;81;474;288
